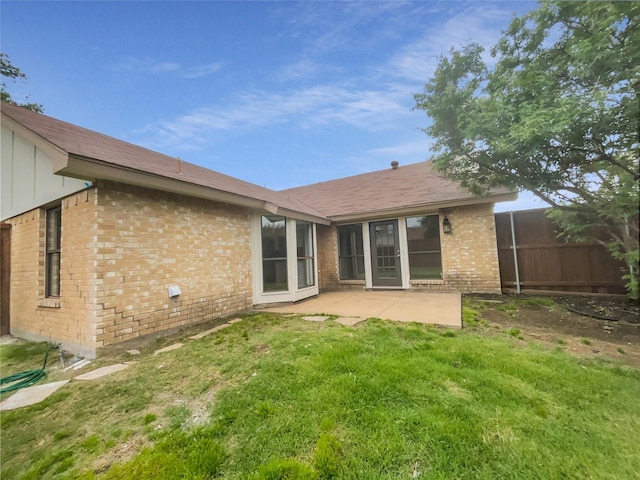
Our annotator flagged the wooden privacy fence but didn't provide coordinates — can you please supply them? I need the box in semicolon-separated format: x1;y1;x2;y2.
495;209;627;295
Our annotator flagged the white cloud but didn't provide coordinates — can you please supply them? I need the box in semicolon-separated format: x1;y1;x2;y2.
273;60;322;82
137;83;414;150
382;4;520;85
277;1;436;54
114;57;223;78
364;139;434;161
115;57;181;74
181;62;224;79
133;2;535;154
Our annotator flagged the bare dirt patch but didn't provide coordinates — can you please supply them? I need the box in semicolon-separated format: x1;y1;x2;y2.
91;434;150;475
465;294;640;368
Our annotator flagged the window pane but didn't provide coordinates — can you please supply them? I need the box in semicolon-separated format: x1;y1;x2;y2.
337;224;364;280
297;258;314;288
262;216;287;292
262;215;286;259
296;221;314;288
263;259;288;292
296;221;313;258
46;207;61;251
339;257;355;280
47;253;61;296
46;206;62;297
406;216;442;280
406;215;441;253
408;253;442;279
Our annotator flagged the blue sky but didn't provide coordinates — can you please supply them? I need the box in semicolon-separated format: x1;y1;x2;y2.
2;0;548;211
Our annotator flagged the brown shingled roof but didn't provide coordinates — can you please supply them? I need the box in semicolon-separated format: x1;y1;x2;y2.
1;102;327;221
281;161;514;219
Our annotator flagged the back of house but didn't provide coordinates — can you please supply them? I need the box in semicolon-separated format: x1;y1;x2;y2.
0;103;515;357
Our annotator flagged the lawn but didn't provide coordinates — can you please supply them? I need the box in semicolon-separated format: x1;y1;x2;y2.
1;311;639;479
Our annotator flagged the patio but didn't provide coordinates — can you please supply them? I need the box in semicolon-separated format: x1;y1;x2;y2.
259;290;462;328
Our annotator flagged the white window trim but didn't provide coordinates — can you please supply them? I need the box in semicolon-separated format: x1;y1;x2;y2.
346;213;442;290
252;214;319;305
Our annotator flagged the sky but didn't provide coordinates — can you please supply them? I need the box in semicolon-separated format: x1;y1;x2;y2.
1;0;549;212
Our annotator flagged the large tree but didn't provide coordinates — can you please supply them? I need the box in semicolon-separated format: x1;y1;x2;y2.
414;1;639;299
1;53;43;112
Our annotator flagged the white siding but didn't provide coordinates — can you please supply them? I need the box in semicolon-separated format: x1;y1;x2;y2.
1;125;87;220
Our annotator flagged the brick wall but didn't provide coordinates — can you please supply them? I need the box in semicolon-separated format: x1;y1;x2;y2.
8;189;99;358
435;204;502;293
92;181;253;349
316;224;339;290
8;182;253;357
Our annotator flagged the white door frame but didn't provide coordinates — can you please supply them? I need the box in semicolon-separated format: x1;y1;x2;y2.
361;218;409;289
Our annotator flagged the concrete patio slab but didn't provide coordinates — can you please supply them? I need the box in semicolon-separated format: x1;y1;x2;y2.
302;315;330;322
262;291;461;328
335;316;365;326
189;324;231;340
153;343;184;355
75;363;130;380
0;380;70;411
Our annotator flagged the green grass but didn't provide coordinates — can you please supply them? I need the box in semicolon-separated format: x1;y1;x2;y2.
2;313;639;479
0;341;53;371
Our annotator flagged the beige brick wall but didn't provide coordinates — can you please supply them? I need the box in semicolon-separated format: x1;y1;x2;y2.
434;203;502;293
8;189;100;357
316;203;502;294
316;224;339;290
92;181;253;349
8;182;253;357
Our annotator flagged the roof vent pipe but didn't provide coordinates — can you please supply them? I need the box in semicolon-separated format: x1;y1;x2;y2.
391;160;399;170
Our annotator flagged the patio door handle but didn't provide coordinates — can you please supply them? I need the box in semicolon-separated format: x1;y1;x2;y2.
397;249;401;258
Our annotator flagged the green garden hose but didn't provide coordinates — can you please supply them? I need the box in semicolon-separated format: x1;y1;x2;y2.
0;344;59;394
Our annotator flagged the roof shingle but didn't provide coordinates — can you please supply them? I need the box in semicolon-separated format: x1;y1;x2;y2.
281;161;513;219
1;102;326;220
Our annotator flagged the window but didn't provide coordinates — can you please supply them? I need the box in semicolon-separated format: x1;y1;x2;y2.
406;215;442;279
337;224;364;280
261;215;287;292
296;221;315;288
46;205;62;297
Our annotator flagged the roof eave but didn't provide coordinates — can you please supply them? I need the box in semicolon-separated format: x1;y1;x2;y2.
60;155;330;224
327;192;518;223
272;207;331;226
61;154;281;212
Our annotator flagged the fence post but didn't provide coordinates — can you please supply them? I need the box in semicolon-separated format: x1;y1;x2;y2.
509;211;521;294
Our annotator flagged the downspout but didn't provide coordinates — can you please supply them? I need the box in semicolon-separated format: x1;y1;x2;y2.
509;211;521;294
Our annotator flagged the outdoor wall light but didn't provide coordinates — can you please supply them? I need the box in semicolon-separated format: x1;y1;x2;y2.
442;216;452;234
